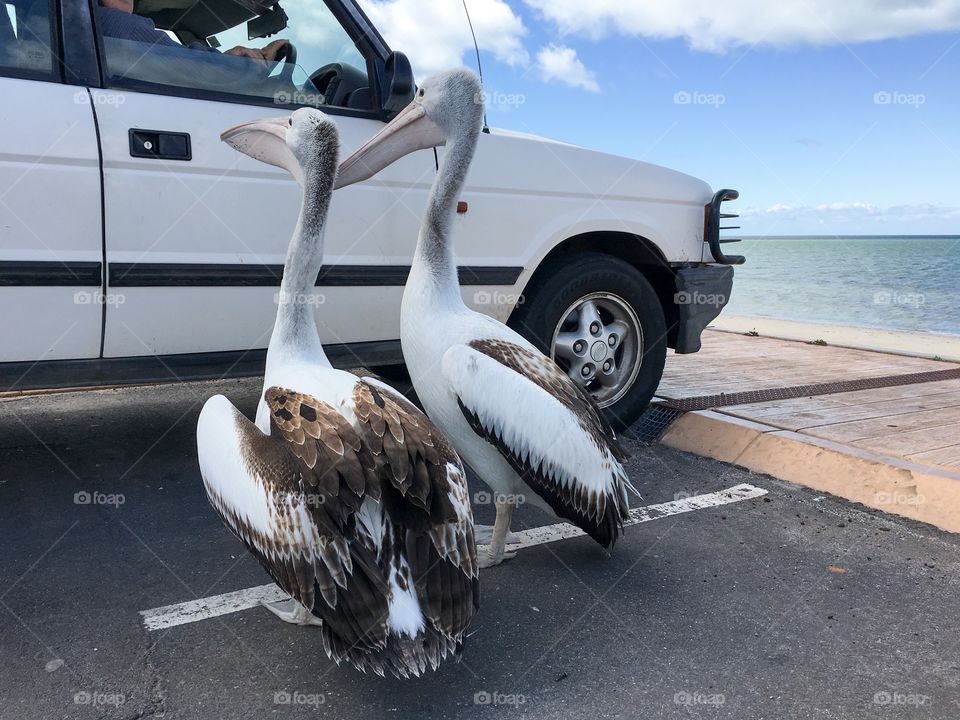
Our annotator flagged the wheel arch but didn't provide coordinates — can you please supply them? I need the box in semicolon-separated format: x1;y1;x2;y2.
509;231;681;349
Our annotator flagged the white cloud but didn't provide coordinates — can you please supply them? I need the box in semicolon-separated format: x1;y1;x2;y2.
358;0;528;77
815;201;878;212
523;0;960;51
536;44;600;92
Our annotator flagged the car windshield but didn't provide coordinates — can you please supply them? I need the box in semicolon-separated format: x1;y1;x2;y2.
208;2;367;80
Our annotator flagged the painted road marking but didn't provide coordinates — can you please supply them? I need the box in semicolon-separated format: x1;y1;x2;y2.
501;482;768;551
140;483;767;631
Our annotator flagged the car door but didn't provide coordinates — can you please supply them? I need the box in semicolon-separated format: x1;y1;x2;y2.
0;0;103;365
89;0;434;361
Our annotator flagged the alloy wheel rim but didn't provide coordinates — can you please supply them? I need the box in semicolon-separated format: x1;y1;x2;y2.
550;292;643;408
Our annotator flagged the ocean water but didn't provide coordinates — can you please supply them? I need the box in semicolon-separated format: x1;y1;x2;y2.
724;236;960;336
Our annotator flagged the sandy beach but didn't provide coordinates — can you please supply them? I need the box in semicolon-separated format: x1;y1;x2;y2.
710;314;960;362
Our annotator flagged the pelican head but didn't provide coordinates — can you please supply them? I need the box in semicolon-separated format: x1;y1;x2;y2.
221;107;339;186
335;68;484;189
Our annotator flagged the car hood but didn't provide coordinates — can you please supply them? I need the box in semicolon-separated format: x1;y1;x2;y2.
479;126;714;206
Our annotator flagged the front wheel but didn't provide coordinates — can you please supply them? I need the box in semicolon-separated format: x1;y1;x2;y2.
509;253;667;431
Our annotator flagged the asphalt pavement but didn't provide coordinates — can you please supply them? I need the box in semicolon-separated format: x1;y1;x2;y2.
1;378;959;719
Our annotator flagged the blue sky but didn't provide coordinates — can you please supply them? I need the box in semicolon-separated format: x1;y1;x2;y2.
361;0;960;236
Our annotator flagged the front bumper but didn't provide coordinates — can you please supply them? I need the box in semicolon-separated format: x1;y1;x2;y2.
673;265;735;353
669;187;744;354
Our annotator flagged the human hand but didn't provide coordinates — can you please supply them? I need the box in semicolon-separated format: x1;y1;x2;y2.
224;39;288;70
224;45;268;70
261;39;289;63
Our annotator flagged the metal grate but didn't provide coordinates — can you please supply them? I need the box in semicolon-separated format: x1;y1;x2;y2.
659;366;960;412
625;404;685;444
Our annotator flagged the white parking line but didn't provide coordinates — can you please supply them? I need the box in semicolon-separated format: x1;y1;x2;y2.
140;483;767;631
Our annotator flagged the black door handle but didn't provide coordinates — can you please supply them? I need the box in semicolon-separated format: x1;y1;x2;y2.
129;129;192;161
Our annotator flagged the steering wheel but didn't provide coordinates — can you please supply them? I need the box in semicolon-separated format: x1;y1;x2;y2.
272;41;297;84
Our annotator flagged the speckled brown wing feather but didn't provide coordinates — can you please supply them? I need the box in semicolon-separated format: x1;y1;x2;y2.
266;386;380;511
202;387;478;676
219;389;391;656
353;381;479;635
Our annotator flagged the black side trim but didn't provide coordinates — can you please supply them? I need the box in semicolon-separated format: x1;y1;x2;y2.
59;0;101;87
0;261;102;287
108;263;524;287
0;341;403;393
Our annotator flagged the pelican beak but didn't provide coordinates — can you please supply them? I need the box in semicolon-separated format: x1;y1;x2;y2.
221;116;302;182
335;102;446;189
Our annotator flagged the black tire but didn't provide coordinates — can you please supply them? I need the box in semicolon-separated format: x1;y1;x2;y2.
508;253;667;432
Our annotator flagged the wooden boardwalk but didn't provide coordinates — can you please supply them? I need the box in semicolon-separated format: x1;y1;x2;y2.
658;330;960;471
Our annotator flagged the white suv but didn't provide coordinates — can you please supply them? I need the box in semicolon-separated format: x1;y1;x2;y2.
0;0;742;428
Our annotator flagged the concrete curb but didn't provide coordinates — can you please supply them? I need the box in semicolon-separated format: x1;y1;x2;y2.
661;409;960;534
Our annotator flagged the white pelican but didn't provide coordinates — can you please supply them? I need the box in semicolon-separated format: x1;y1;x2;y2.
335;70;637;567
196;108;479;677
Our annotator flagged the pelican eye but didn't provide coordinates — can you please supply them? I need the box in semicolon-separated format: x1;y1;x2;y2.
288;117;293;127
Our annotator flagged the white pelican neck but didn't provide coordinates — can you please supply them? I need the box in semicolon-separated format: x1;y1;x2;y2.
413;129;479;306
269;165;331;365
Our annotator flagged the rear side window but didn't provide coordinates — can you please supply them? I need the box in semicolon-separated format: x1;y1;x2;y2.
0;0;56;79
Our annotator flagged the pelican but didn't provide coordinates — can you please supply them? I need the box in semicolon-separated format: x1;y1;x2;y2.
335;70;637;568
196;108;479;677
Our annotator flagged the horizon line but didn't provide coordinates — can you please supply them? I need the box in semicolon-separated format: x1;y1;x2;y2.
740;234;960;239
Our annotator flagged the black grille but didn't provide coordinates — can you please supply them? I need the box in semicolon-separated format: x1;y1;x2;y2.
660;367;960;412
704;189;745;265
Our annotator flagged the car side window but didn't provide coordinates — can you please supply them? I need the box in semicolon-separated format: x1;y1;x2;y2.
0;0;56;79
95;0;374;112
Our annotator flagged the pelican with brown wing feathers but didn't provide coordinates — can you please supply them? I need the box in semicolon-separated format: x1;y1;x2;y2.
196;108;478;677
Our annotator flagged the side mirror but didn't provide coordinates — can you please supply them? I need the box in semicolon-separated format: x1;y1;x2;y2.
381;51;415;118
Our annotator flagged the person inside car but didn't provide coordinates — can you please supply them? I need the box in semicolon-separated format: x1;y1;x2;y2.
96;0;288;68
